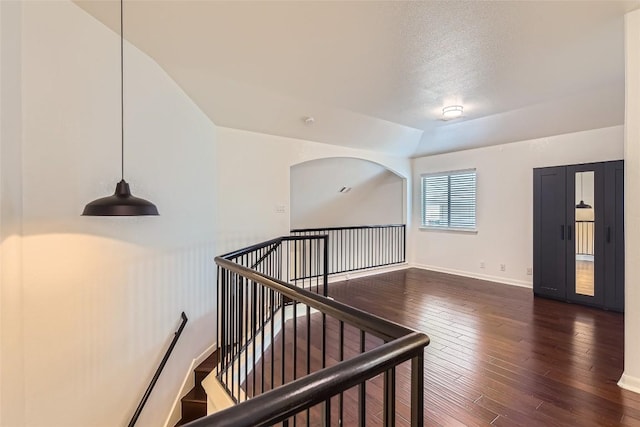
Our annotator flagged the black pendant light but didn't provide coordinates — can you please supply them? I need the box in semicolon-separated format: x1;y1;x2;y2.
576;200;592;209
82;0;158;216
576;173;592;210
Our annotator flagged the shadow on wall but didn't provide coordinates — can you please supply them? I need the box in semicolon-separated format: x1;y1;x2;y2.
290;157;405;229
19;232;216;427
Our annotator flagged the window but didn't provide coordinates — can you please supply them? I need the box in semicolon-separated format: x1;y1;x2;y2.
421;169;476;230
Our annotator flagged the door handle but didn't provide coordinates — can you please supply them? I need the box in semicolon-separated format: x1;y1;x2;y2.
607;226;611;243
561;225;565;240
567;225;572;241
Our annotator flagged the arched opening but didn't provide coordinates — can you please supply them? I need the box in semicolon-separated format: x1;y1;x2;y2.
290;157;405;229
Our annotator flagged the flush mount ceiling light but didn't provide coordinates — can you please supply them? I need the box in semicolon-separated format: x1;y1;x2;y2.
442;105;464;120
83;0;158;216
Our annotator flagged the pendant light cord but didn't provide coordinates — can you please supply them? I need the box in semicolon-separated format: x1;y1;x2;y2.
120;0;124;181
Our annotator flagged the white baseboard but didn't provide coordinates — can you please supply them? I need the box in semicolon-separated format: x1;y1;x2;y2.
328;263;409;283
163;343;217;427
618;373;640;394
411;263;532;289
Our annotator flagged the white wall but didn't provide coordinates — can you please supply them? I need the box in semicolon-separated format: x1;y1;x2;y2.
1;1;25;425
575;171;594;207
21;0;631;422
215;127;411;255
0;3;412;425
620;8;640;394
291;157;404;229
411;125;624;287
11;2;218;426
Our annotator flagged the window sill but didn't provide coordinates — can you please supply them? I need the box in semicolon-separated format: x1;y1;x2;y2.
419;226;478;234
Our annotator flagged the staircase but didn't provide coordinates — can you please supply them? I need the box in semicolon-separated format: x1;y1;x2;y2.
178;231;427;426
175;351;218;426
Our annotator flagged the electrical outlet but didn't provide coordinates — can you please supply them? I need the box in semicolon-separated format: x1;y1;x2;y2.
500;264;506;272
480;261;485;269
526;267;533;275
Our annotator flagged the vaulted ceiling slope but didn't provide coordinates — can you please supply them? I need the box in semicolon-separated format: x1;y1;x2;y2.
75;0;640;158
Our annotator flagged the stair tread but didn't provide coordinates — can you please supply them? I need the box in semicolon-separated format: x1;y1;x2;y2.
182;387;207;403
194;351;218;373
178;349;219;425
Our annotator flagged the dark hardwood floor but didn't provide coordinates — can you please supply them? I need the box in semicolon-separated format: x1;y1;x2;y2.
325;268;637;426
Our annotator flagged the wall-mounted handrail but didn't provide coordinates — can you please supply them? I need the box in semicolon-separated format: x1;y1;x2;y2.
183;332;428;427
127;312;188;427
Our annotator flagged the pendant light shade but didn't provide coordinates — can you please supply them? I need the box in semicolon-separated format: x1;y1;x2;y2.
576;200;592;209
575;173;592;210
83;180;159;216
82;0;158;216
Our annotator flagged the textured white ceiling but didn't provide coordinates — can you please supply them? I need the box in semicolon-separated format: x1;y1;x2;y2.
75;0;640;157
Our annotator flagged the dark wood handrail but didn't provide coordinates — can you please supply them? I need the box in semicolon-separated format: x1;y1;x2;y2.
183;332;429;427
291;223;405;232
127;312;188;427
249;241;280;270
220;235;328;261
213;228;426;425
219;237;284;260
215;256;412;342
290;224;407;277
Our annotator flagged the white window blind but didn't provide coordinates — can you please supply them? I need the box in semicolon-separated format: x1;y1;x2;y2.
421;169;476;230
